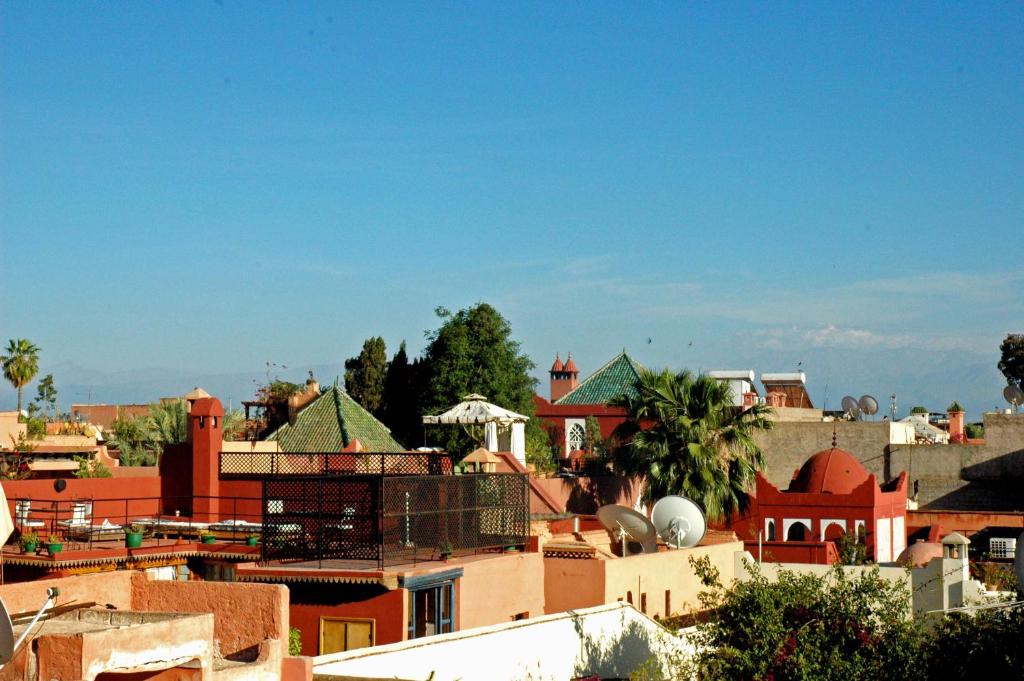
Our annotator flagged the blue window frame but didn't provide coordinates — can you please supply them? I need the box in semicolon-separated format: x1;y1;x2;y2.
403;568;462;640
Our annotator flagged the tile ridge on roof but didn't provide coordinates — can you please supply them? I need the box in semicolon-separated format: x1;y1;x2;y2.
332;386;351;448
336;385;405;450
554;351;643;405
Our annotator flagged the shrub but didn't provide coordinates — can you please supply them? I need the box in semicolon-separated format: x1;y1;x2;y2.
288;627;302;656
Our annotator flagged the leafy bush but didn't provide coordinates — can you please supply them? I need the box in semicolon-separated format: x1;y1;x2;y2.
920;606;1024;679
687;558;922;681
288;627;303;656
25;417;46;439
965;423;984;439
74;455;112;478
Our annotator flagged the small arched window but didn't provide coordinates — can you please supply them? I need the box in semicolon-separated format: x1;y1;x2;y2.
567;423;585;452
766;519;777;541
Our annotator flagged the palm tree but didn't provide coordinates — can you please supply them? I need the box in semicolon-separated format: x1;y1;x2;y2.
2;338;41;417
609;368;774;521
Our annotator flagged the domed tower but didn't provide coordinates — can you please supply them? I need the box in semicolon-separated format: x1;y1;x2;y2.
549;353;579;401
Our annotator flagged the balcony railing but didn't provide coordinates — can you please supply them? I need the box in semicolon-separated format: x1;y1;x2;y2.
219;450;457;479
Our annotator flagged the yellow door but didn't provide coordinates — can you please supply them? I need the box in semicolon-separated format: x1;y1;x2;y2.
319;618;374;655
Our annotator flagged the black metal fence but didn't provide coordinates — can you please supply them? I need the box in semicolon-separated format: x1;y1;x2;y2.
259;473;529;568
221;451;457;479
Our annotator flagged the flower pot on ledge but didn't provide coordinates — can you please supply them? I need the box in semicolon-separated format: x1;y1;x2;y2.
22;541;37;554
125;531;144;549
201;535;216;545
46;542;63;555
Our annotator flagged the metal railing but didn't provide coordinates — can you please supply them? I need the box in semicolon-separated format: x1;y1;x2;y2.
220;451;457;479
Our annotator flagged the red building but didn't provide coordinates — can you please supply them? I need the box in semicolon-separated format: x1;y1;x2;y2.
533;351;642;458
734;443;908;564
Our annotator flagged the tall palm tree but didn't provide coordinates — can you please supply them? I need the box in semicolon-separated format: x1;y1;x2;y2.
2;338;41;417
609;368;774;521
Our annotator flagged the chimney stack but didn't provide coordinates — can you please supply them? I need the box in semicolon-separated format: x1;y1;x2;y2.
549;353;579;402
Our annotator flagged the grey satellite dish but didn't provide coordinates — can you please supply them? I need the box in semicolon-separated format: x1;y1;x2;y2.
841;395;860;417
859;395;879;416
1015;531;1024;594
0;600;13;665
651;496;707;549
1004;385;1024;407
596;504;658;555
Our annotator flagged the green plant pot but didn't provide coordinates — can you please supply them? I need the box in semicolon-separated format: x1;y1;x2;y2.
125;532;144;549
22;542;37;554
201;535;216;544
46;543;62;555
246;537;259;547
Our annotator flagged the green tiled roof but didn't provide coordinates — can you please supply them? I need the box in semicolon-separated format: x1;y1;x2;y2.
554;352;644;406
267;385;405;452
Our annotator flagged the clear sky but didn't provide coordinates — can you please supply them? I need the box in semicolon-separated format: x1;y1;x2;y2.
1;2;1022;417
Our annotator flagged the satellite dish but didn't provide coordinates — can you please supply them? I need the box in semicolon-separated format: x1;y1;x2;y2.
651;496;707;549
0;600;13;665
859;395;879;416
596;505;658;555
1015;531;1024;595
841;396;860;417
1004;385;1024;407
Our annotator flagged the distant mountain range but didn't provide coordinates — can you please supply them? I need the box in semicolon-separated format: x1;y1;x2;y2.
0;349;1011;423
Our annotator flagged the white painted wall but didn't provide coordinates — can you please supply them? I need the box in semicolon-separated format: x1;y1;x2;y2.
876;517;892;562
312;603;690;681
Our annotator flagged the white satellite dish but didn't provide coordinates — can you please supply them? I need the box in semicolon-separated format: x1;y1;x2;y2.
651;496;707;549
0;600;13;665
841;395;860;417
859;395;879;416
1004;385;1024;407
596;505;658;555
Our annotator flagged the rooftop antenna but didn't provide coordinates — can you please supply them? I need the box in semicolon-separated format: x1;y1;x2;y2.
0;587;59;667
859;395;879;420
651;496;707;549
596;505;658;556
890;394;898;421
1004;385;1024;414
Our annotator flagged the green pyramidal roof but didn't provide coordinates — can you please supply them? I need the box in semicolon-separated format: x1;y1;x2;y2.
267;385;405;452
554;352;644;405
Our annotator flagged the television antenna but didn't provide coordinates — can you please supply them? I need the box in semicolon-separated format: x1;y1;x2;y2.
1004;385;1024;413
841;395;860;420
859;395;879;419
0;587;59;668
596;505;658;556
651;496;707;549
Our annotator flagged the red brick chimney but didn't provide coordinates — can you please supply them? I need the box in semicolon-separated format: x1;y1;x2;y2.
549;353;579;402
190;397;224;522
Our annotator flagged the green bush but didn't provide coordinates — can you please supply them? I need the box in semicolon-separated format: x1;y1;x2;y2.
25;417;46;439
288;627;302;656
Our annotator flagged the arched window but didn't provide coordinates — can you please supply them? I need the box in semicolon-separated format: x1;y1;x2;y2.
786;522;810;542
766;519;776;541
567;422;586;452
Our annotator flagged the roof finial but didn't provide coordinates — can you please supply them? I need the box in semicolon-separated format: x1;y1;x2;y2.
832;420;838;449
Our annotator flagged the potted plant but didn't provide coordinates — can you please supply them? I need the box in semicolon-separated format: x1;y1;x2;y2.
198;529;216;545
245;533;259;547
438;540;453;561
125;524;144;549
20;531;38;554
45;535;63;555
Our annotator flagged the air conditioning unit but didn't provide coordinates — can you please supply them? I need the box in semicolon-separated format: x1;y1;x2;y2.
990;537;1016;559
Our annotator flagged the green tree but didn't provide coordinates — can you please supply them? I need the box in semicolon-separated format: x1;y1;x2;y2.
1;338;41;416
149;399;190;446
380;341;422;446
106;414;159;466
689;559;922;681
609;369;773;521
420;304;538;456
584;415;608;457
920;602;1024;679
998;333;1024;390
345;336;388;414
33;374;58;418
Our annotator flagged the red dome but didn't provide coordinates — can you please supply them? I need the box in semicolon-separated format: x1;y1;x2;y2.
563;353;579;373
550;354;564;372
896;540;943;568
788;447;870;495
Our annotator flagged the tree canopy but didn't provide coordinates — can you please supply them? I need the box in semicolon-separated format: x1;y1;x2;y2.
1;338;41;416
34;374;58;418
610;368;773;521
998;333;1024;390
379;341;422;446
344;336;388;415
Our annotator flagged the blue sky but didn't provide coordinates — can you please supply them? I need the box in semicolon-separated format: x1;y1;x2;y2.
1;2;1022;417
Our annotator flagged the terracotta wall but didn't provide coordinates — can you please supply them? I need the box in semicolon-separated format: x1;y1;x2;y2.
544;557;605;615
532;476;641;515
907;509;1024;537
745;540;839;564
130;573;289;661
458;552;545;629
0;570;135;614
2;477;164;527
287;584;407;656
